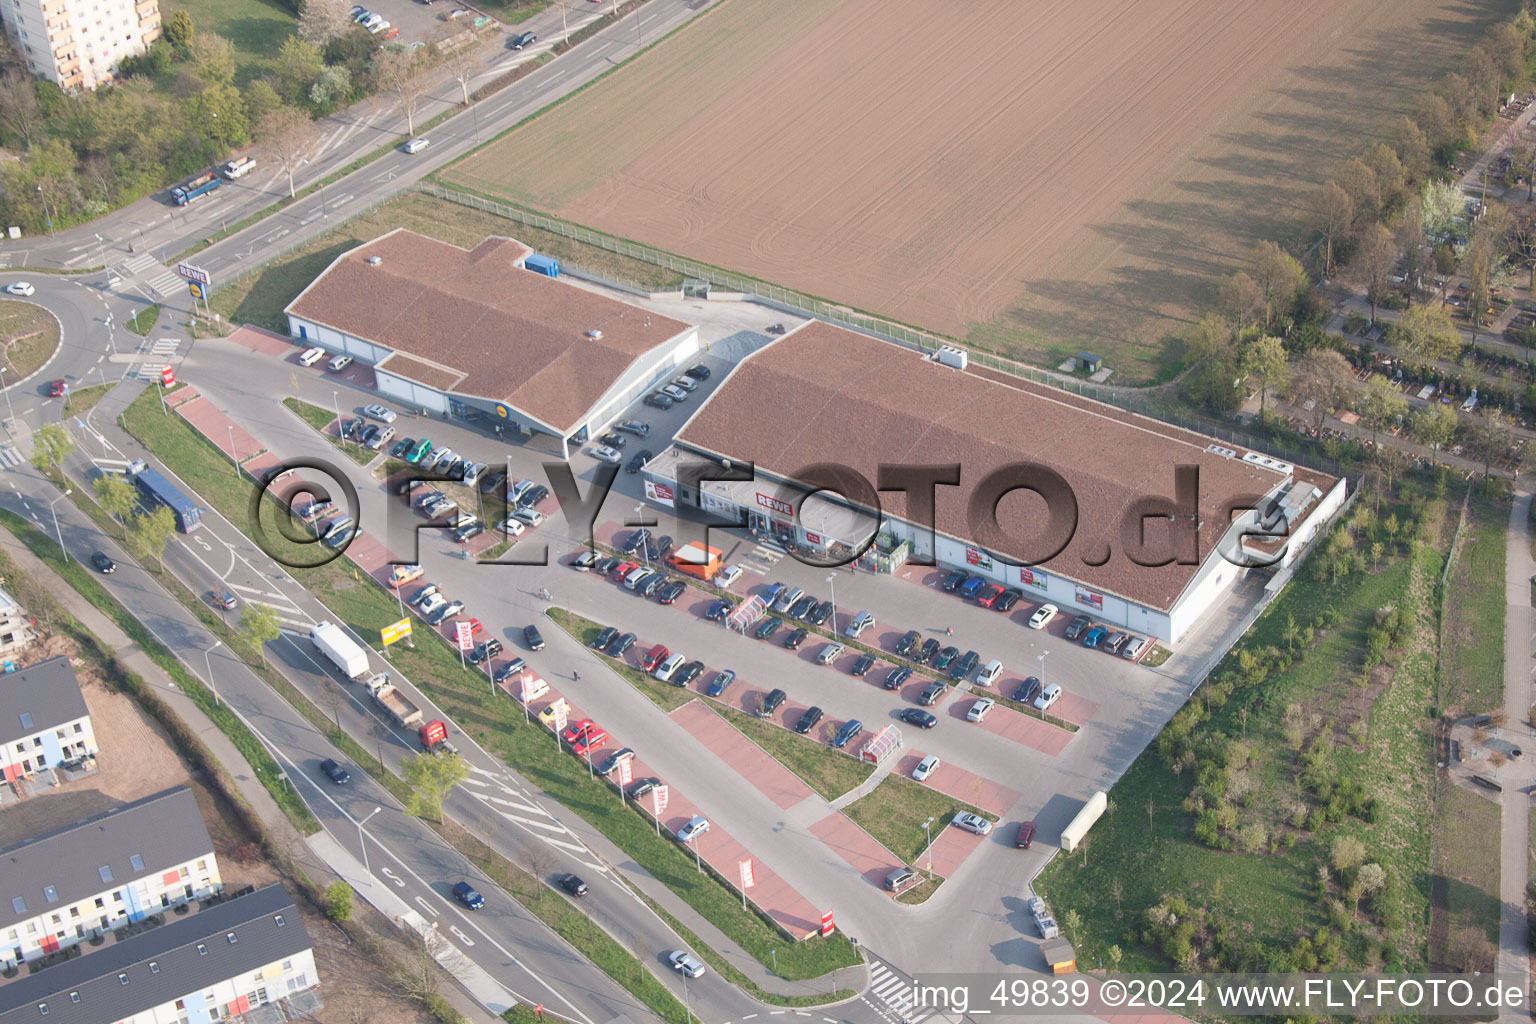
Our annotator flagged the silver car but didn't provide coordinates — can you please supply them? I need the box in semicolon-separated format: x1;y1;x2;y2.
952;812;992;836
675;815;709;843
669;950;706;978
363;403;396;423
589;445;622;464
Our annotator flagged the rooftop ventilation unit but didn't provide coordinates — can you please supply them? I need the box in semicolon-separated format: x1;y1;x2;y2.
1206;444;1238;459
1241;452;1293;476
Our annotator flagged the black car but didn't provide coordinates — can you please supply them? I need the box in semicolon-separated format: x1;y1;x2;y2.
789;595;817;620
884;665;912;690
595;556;622;575
754;617;783;641
607;632;637;657
808;600;833;626
643;575;669;598
950;650;979;680
619;529;648;555
597;748;634;776
705;600;733;621
627;776;661;798
794;706;824;734
592;626;618;650
597;431;627;449
685;364;711;380
705;670;735;697
761;688;787;715
320;758;350;784
918;681;946;706
658;580;687;604
360;424;380;447
996;588;1022;612
916;638;940;664
391;437;415;458
525;625;545;650
508;30;536;48
453;521;485;543
901;708;938;729
343;416;365;440
1014;676;1043;704
932;645;959;671
894;630;920;658
469;638;503;664
626;449;653;474
784;627;809;650
644;534;673;561
941;569;969;593
674;660;705;687
479;469;508;495
493;658;528;682
91;551;115;574
851;652;876;676
616;420;650;437
643;392;675;409
1064;615;1093;641
557;873;589;897
519;485;549;508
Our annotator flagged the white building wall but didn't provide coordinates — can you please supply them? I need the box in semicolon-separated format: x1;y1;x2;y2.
1;853;221;967
127;948;318;1024
374;371;449;415
580;327;700;438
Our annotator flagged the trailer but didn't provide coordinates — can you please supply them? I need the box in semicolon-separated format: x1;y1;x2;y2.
364;673;422;728
170;171;221;205
310;620;370;680
126;460;202;532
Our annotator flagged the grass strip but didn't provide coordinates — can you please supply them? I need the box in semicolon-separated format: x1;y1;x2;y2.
547;607;692;712
844;775;994;864
283;397;377;466
708;701;872;802
126;305;160;336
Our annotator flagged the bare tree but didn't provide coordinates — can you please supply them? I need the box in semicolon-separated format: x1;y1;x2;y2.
1396;197;1427;306
1288;349;1354;433
1460;409;1513;477
1310;183;1355;278
377;49;428;135
1217;271;1263;329
1251;241;1308;328
0;72;39;148
299;0;352;45
256;106;314;198
1350;222;1397;324
523;841;556;884
442;39;477;105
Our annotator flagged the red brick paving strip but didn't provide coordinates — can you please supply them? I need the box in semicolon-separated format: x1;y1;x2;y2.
177;396;263;462
896;748;1020;819
923;825;984;878
228;325;300;359
946;694;1074;758
808;810;906;890
668;700;813;810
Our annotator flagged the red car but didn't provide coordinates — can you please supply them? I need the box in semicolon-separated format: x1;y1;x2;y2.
46;379;66;398
610;560;639;580
976;584;1005;608
641;643;669;671
561;719;608;756
456;617;483;637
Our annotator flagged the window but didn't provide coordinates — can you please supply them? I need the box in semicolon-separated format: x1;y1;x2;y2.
128;855;143;872
68;908;78;919
196;860;207;871
226;932;237;944
274;915;285;928
117;974;127;985
72;724;81;734
282;960;292;971
196;944;207;956
149;962;159;974
42;887;56;904
174;1001;184;1012
98;866;112;884
53;730;63;740
178;867;188;879
69;994;78;1005
10;897;23;914
93;898;104;909
37;1004;46;1016
18;712;30;728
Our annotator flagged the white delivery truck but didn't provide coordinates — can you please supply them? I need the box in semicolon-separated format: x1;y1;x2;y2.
310;620;369;679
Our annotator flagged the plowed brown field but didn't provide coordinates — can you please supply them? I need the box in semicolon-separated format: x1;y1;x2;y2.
446;0;1515;380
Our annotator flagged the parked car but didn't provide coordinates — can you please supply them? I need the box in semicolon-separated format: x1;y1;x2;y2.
675;816;710;843
410;583;440;607
91;551;115;573
894;630;921;658
1014;676;1043;704
832;719;863;748
320;758;350;784
996;588;1022;611
661;384;689;402
912;755;940;782
976;584;1005;608
453;520;485;544
364;403;396;423
589;445;622;464
966;697;996;723
493;659;528;683
851;652;876;676
917;681;946;706
591;626;618;651
705;599;734;621
658;580;687;604
452;882;484;910
794;706;824;734
641;643;669;671
512;508;546;527
952;813;993;836
754;618;783;641
705;670;736;697
1123;635;1149;660
607;632;637;657
671;375;698;392
616;420;650;437
783;627;808;650
627;776;660;798
949;650;979;680
761;688;787;715
480;470;508;495
684;364;711;380
427;600;464;626
958;576;986;600
643;392;675;409
941;569;969;592
884;665;912;690
715;564;744;588
674;660;705;687
1029;603;1059;629
1015;821;1037;849
816;642;845;666
789;596;817;620
507;30;536;48
571;550;599;571
1064;615;1093;640
808;600;833;626
626;450;653;474
931;645;958;671
596;748;634;776
1033;684;1063;712
1104;631;1129;654
1082;625;1107;649
916;638;940;664
901;708;937;729
525;624;545;650
469;638;503;665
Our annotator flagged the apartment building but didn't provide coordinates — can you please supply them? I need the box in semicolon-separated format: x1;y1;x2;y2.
0;885;316;1024
0;787;221;969
0;0;160;92
1;657;97;783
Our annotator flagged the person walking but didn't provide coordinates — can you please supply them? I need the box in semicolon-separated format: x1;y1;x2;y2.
573;670;580;682
946;625;954;636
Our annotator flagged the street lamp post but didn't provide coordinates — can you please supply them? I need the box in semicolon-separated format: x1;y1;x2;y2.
35;185;54;238
691;833;701;872
0;366;18;429
634;505;650;568
48;490;72;562
1038;650;1049;691
921;815;935;879
358;806;383;875
682;969;692;1024
204;640;223;706
826;572;837;634
331;391;343;439
226;424;239;475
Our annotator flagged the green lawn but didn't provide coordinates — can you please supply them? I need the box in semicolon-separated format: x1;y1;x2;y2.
1436;783;1503;959
844;775;994;864
63;384;112;419
163;0;295;87
120;385;859;981
547;608;693;712
0;299;60;380
1440;491;1508;715
283;397;377;466
709;701;872;802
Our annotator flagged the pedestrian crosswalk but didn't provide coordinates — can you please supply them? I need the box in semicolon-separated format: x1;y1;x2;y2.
737;537;787;576
865;961;941;1024
0;445;23;469
119;254;184;298
128;337;181;380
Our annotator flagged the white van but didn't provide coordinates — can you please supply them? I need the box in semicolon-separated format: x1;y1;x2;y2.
328;353;353;372
298;346;326;367
977;659;1004;687
653;653;686;682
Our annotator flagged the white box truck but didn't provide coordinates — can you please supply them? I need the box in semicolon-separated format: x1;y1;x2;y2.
310;620;369;679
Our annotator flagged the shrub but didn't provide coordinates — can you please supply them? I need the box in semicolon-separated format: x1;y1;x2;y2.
323;881;352;923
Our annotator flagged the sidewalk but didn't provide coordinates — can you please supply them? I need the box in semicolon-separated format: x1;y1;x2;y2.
0;518;503;1024
1497;491;1533;1021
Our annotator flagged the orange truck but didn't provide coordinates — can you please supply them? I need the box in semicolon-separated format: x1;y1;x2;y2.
667;543;723;580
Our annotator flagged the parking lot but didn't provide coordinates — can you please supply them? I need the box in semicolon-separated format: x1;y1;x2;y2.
186;298;1266;970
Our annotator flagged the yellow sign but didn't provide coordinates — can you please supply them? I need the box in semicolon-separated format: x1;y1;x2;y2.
187;281;205;301
381;618;412;646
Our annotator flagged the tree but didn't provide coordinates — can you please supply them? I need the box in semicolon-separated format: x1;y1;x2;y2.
1361;142;1406;212
377;49;427;135
1217;271;1263;329
1062;909;1083;944
93;475;138;537
1420;180;1464;244
1410;404;1458;464
442;40;477;106
125;505;176;570
1251;241;1309;328
1460;408;1513;477
30;422;73;477
244;80;283;127
1360;374;1408;447
1392;303;1461;362
1105;945;1123;975
256;106;314;197
1240;335;1290;419
1309;183;1354;277
163;9;195;52
324;881;353;923
1510;207;1536;294
1448;926;1496;974
1357;862;1387;902
403;751;469;821
1396;198;1427;306
0;73;40;149
1390;114;1431;182
1331;835;1366;872
310;67;352;110
300;0;353;45
1334;157;1380;229
1350;222;1396;324
188;31;237;87
1288;349;1353;432
240;602;283;665
278;37;326;106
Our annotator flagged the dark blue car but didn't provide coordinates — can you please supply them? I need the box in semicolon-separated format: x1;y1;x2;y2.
832;720;863;748
705;670;736;697
452;881;484;909
958;576;986;600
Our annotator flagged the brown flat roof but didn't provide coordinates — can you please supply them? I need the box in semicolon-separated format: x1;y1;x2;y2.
677;322;1338;612
285;229;693;431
